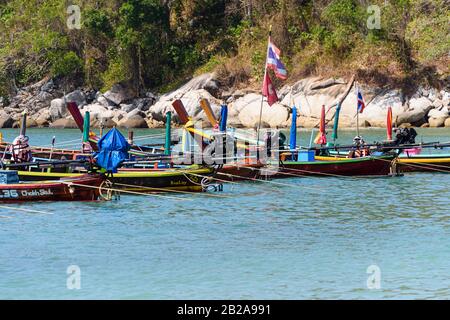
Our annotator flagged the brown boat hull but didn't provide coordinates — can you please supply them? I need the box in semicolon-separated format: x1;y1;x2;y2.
215;163;264;181
273;156;395;178
397;158;450;173
0;174;103;202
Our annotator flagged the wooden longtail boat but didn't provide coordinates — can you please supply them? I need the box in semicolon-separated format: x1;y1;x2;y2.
396;154;450;173
15;166;215;192
271;155;397;178
0;142;89;160
0;174;103;202
316;153;450;173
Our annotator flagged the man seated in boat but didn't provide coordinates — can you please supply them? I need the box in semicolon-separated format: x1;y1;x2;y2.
11;135;32;163
348;136;370;158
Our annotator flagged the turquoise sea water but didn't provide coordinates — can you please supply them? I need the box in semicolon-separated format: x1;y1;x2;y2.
0;127;449;299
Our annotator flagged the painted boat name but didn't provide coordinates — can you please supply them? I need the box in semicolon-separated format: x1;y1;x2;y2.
0;189;54;198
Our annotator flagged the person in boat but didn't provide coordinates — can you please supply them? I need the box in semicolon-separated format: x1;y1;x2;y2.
11;135;32;163
348;136;369;158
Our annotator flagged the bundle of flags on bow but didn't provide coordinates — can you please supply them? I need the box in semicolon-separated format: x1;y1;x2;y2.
262;38;287;106
313;85;368;145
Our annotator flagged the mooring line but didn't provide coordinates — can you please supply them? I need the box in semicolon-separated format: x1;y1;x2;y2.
0;205;54;215
60;181;195;201
112;182;230;198
378;157;450;173
215;171;321;191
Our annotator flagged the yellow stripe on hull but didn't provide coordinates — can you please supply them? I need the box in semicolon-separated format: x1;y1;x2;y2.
17;168;212;179
316;155;450;165
398;158;450;164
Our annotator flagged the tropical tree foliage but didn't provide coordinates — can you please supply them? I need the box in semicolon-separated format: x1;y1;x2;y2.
0;0;448;97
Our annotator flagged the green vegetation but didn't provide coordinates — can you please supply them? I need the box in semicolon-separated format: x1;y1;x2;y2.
0;0;448;98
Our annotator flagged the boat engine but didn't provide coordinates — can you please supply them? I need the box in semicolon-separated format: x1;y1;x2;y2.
394;127;417;145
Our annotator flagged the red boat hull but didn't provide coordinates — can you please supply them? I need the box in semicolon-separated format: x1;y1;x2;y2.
273;156;395;178
0;174;103;202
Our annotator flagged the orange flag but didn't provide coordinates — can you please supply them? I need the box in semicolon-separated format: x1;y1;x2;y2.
314;105;327;145
387;106;393;140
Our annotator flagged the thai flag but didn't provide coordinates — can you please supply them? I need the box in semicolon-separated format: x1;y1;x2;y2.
266;41;287;80
357;87;366;113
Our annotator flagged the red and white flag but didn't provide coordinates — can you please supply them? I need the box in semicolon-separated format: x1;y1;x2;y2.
262;71;278;106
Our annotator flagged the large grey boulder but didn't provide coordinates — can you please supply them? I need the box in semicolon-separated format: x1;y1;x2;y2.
395;97;433;125
65;90;86;107
428;107;449;127
126;108;145;118
49;98;66;120
445;118;450;127
117;115;148;128
120;103;136;113
81;103;108;118
103;83;136;106
233;93;290;128
159;73;219;102
0;110;14;128
34;109;51;127
40;79;54;92
149;89;221;124
50;118;78;129
97;95;115;108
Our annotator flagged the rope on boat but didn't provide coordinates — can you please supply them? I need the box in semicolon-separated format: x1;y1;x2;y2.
187;169;323;192
99;180;119;201
112;182;230;198
181;172;224;192
215;171;321;191
377;157;450;173
60;181;195;201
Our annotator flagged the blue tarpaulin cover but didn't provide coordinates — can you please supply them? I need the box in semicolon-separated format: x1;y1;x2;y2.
94;128;130;173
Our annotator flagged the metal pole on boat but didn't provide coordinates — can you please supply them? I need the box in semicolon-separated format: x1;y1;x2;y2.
356;110;360;138
128;130;134;145
219;105;228;132
165;111;172;156
257;25;272;148
289;106;297;151
83;111;90;143
309;129;315;148
82;111;90;153
20;111;27;136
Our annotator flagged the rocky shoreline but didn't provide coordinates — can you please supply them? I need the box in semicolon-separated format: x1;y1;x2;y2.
1;73;449;130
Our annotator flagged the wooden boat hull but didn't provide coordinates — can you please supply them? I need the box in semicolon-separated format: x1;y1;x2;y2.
0;174;102;203
15;167;214;193
273;155;396;177
397;155;450;173
215;163;264;181
317;154;450;173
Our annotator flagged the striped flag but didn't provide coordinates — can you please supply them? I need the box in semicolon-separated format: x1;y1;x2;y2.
356;86;366;113
266;41;287;80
